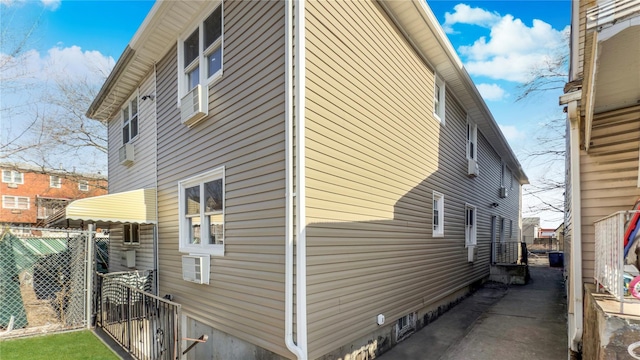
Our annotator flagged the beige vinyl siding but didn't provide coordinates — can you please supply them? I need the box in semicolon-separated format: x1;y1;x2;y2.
107;71;157;193
155;1;288;358
107;224;155;272
579;105;640;281
304;1;520;358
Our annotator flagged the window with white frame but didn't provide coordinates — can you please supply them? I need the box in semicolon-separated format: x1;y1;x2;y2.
123;223;140;245
509;219;514;239
465;204;477;247
178;167;225;256
433;191;444;237
500;163;506;187
2;170;23;184
178;4;223;98
2;195;29;209
434;75;445;124
50;175;61;188
510;172;514;190
78;180;89;191
466;119;477;160
122;94;139;144
499;217;505;244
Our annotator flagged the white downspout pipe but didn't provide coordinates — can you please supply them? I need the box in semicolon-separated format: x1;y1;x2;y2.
568;100;583;353
284;0;307;359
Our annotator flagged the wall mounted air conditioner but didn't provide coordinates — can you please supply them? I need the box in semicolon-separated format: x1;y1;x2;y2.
182;254;210;284
119;143;135;165
124;250;136;268
7;183;17;188
467;158;479;177
180;84;207;127
499;186;508;198
468;246;478;262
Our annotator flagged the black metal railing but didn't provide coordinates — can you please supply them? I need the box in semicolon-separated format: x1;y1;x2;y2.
96;272;181;360
492;241;525;264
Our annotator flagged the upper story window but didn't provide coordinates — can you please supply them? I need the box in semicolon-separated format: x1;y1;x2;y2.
78;180;89;192
178;166;225;256
465;204;477;247
122;94;139;144
50;175;61;188
434;75;446;124
178;4;223;99
433;191;444;237
2;170;23;184
3;195;29;209
466;120;477;160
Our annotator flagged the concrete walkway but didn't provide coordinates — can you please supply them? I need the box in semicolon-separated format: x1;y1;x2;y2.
378;258;567;360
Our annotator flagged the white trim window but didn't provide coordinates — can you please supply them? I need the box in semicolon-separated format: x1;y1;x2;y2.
465;204;477;247
78;180;89;191
500;217;506;244
178;167;225;256
2;170;23;184
178;3;223;99
122;93;139;144
123;223;140;245
433;191;444;237
50;175;62;188
434;75;446;124
466;119;477;160
2;195;29;209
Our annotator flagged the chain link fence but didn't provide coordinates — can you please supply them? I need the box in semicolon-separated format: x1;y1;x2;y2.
0;226;106;339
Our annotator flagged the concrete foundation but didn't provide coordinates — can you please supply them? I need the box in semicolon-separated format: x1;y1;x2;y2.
489;264;529;285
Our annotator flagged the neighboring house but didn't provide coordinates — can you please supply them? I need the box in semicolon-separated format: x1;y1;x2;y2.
522;217;540;244
537;228;556;239
560;0;640;358
0;163;107;228
62;1;527;359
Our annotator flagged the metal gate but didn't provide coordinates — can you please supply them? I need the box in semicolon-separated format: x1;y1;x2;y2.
0;226;97;339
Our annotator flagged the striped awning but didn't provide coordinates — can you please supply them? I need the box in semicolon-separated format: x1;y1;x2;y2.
62;188;157;225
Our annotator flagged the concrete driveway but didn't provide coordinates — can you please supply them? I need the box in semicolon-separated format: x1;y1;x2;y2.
377;258;567;360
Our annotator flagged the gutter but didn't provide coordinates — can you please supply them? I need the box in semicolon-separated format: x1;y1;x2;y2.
285;0;308;359
86;46;135;120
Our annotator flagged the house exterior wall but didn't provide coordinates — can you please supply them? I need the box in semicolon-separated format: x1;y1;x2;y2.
107;224;155;272
154;0;289;358
579;105;640;281
107;71;157;194
0;165;107;225
304;1;521;358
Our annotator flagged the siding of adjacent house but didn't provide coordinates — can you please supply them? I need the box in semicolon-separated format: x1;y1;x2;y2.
579;105;640;281
154;0;289;357
304;1;520;357
107;71;157;194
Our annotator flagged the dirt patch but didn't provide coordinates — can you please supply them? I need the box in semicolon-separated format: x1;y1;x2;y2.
20;282;60;327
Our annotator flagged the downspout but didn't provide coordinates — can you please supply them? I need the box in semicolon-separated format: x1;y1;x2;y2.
568;99;583;352
153;61;160;296
284;0;307;359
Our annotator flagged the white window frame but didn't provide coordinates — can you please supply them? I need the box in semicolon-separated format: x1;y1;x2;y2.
499;217;506;244
510;172;514;190
509;219;514;239
2;195;29;209
465;204;477;247
122;91;139;144
466;118;477;160
434;75;446;124
433;191;444;237
177;1;224;105
2;170;23;184
500;163;506;187
78;180;89;191
178;166;225;256
50;175;61;188
123;223;140;245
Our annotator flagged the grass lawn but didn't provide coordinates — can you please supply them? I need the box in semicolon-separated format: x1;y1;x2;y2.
0;330;119;360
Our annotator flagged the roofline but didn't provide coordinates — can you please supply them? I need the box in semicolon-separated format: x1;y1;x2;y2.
0;162;107;180
86;45;135;119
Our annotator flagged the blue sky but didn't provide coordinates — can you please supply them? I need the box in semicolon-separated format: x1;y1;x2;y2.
0;0;570;227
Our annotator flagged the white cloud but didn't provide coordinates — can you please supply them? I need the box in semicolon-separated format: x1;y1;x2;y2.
1;45;114;85
475;83;506;101
443;4;501;33
445;5;569;83
499;124;525;141
1;0;59;9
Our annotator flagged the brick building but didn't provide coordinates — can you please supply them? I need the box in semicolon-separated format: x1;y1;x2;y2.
1;163;107;227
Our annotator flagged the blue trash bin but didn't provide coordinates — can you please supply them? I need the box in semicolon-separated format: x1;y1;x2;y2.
548;251;564;267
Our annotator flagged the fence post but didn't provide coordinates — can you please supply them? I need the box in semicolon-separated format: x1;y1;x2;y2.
86;224;95;329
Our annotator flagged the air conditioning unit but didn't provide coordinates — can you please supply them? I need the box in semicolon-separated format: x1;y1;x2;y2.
180;84;207;126
468;246;478;262
182;254;210;284
467;158;479;177
124;250;136;268
119;143;135;165
7;183;17;188
499;186;508;198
